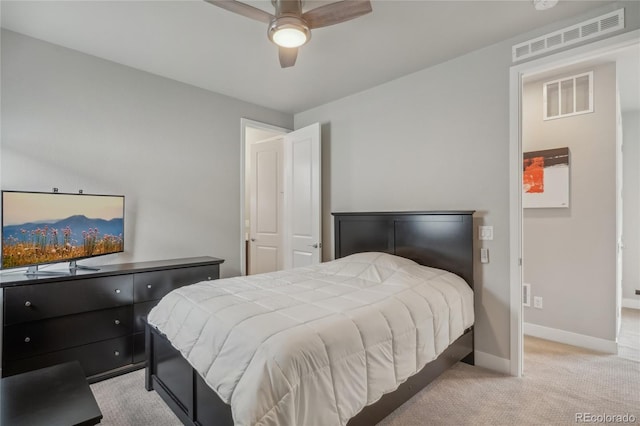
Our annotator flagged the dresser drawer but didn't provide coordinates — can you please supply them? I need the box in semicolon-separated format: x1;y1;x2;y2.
4;276;133;325
4;306;133;361
3;336;133;378
133;265;219;302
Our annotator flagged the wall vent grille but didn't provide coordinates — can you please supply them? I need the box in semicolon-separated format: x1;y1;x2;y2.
512;9;624;62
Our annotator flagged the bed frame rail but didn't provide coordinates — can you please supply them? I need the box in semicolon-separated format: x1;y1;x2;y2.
146;323;233;426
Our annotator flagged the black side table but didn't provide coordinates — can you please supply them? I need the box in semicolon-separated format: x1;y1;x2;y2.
1;361;103;426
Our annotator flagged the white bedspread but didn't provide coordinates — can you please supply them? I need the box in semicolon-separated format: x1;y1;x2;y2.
147;252;474;426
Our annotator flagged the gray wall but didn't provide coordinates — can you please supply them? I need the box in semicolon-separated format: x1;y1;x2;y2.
522;63;617;341
622;110;640;301
295;2;640;362
295;38;514;361
0;30;293;278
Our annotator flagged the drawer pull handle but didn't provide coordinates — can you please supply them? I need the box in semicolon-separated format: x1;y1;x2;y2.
24;337;31;343
114;319;121;325
115;289;121;294
114;351;120;357
147;284;152;289
24;301;32;307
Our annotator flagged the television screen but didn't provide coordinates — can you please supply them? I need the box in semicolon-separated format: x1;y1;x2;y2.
1;191;124;269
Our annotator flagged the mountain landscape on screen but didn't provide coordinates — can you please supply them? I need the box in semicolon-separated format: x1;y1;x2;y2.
2;215;124;268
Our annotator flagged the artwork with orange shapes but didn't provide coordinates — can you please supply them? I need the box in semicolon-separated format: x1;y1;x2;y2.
523;156;545;193
523;147;569;208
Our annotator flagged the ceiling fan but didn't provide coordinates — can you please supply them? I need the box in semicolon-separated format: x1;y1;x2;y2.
205;0;372;68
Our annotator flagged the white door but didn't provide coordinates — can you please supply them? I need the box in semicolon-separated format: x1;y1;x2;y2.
249;136;284;275
284;123;322;269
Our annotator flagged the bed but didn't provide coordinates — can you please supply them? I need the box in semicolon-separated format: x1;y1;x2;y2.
145;211;475;426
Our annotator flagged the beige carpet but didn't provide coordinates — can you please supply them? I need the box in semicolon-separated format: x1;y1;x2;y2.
91;336;640;425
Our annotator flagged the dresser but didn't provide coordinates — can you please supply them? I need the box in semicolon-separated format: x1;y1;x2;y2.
1;256;224;382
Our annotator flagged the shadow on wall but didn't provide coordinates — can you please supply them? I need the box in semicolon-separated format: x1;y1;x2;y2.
474;210;509;360
321;121;333;261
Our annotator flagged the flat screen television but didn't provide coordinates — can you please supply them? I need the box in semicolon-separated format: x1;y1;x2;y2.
1;190;124;274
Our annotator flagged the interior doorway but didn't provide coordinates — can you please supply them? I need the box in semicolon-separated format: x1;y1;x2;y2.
240;119;323;276
520;58;625;370
241;119;289;276
509;29;640;377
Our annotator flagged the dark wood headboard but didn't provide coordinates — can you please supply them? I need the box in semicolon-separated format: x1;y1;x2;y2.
332;211;474;289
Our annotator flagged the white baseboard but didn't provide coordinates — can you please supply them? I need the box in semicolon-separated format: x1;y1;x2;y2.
524;322;617;354
622;298;640;310
474;350;511;375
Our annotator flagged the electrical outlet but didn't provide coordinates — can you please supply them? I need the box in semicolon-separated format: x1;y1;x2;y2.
534;296;543;309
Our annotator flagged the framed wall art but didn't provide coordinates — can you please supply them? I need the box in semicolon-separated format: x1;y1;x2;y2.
523;147;570;208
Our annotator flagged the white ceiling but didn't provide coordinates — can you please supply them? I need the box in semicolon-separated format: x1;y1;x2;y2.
0;0;620;114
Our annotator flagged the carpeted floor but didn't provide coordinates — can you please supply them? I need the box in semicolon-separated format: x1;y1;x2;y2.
90;336;640;425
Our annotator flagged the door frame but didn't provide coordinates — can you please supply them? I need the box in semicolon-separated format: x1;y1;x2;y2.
240;118;290;276
508;29;640;377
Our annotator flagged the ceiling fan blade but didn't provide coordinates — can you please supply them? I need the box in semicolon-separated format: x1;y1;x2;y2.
279;47;298;68
302;0;372;29
204;0;274;24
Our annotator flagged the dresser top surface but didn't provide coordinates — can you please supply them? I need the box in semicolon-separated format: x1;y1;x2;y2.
0;256;224;288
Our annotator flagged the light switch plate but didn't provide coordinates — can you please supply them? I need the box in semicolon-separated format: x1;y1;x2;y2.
480;248;489;263
479;226;494;241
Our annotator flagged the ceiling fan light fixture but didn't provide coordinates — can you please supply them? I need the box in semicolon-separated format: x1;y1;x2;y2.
207;0;372;68
273;27;307;48
268;16;310;48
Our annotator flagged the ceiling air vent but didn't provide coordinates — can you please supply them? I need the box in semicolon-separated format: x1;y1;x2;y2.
512;8;625;62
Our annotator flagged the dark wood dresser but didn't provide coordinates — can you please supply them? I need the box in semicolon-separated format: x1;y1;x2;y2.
1;256;224;382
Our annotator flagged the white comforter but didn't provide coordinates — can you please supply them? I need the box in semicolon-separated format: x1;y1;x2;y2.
147;252;474;426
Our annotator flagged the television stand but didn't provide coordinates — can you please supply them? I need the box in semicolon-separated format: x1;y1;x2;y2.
25;265;69;277
24;261;99;276
69;261;100;272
